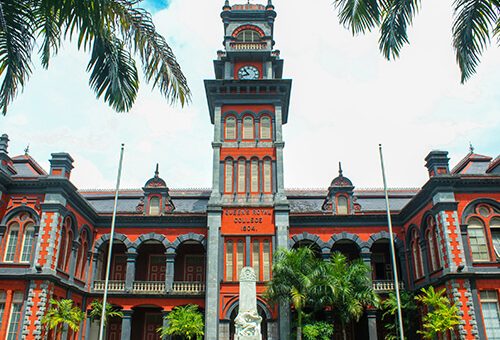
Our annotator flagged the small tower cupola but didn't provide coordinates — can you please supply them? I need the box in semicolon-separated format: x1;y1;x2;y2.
322;162;355;215
424;150;450;177
139;164;175;216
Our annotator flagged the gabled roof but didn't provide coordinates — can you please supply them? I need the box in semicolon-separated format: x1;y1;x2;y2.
11;154;47;178
451;153;493;175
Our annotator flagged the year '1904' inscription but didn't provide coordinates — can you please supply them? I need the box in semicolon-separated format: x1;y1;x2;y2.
224;209;272;232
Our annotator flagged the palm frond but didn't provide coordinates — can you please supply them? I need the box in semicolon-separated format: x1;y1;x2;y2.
33;0;62;68
87;30;139;112
333;0;381;34
0;0;35;115
452;0;498;82
379;0;420;60
109;2;190;106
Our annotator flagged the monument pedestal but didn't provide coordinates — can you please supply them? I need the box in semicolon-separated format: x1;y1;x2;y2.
234;267;262;340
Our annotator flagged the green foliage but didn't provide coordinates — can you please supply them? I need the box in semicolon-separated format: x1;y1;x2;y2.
157;304;204;340
0;0;190;115
331;0;500;82
318;252;379;340
303;321;334;340
415;286;461;339
265;247;324;340
381;290;417;340
42;298;85;336
88;299;124;324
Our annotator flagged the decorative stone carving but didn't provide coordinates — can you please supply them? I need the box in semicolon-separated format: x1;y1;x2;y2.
235;267;262;340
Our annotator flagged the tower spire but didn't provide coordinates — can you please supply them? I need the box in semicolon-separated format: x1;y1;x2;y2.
338;162;343;177
223;0;231;10
155;163;159;178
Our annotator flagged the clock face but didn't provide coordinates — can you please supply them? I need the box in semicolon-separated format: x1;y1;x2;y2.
238;65;260;80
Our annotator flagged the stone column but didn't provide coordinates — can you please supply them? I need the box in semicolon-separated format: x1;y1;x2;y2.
275;206;290;340
120;310;133;340
366;309;378;340
360;250;373;283
419;238;430;281
205;206;222;340
90;252;100;289
165;250;176;292
85;311;92;340
161;311;171;340
68;240;80;282
125;250;137;292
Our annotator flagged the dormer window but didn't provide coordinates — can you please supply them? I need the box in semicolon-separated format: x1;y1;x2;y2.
236;30;261;42
337;196;348;215
149;197;160;216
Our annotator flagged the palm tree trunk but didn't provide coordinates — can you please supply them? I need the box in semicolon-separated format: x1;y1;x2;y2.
296;309;302;340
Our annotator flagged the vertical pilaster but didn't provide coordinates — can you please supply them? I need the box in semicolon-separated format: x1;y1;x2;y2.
360;250;373;282
125;251;137;292
205;207;222;340
212;105;223;198
85;312;92;340
90;252;100;289
165;250;176;292
275;206;290;340
120;310;133;340
367;309;378;340
162;311;171;340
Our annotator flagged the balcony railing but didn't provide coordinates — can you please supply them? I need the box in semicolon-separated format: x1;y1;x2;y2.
373;280;405;293
93;280;125;292
172;281;206;295
229;42;267;50
93;280;205;295
133;281;166;294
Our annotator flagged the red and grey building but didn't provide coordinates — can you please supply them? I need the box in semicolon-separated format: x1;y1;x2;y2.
0;1;499;339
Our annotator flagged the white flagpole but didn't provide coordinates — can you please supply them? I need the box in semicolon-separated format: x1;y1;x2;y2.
378;144;405;340
98;144;125;340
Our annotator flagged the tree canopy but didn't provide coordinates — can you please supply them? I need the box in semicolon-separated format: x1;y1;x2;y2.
0;0;190;115
331;0;500;82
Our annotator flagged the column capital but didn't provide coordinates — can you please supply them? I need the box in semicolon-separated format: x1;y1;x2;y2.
122;309;133;318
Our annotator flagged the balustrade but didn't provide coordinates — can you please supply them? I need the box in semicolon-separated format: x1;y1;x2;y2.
172;281;206;294
133;281;166;294
93;280;125;292
372;280;405;293
92;280;205;294
229;42;267;50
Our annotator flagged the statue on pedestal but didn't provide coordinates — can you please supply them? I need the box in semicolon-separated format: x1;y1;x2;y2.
234;267;262;340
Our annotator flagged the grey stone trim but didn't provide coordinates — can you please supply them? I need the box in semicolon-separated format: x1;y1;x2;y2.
93;233;133;252
469;279;487;339
0;205;40;225
133;232;170;249
289;232;326;250
76;224;92;246
223;298;273;320
170;233;207;250
327;232;365;250
461;198;500;224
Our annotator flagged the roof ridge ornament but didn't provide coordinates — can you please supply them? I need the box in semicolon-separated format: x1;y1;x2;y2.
266;0;274;9
24;144;30;156
338;161;343;177
155;163;159;178
223;0;231;10
469;141;474;154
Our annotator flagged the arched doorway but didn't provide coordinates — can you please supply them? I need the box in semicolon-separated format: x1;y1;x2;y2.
292;240;322;259
131;305;163;340
228;303;273;340
331;239;361;260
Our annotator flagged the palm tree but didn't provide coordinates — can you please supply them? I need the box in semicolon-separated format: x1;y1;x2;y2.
318;252;379;340
88;299;124;324
156;304;204;340
0;0;190;115
265;247;323;340
331;0;500;82
42;298;85;338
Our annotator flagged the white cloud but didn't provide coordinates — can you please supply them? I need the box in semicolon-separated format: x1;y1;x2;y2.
1;0;499;190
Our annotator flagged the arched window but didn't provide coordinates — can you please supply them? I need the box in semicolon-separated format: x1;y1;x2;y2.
252;240;260;279
337;196;348;215
236;30;261;42
57;217;73;272
250;159;259;193
263;239;271;281
468;217;490;261
411;229;424;279
225;159;234;193
20;224;35;263
236;240;244;280
6;292;23;340
238;159;246;193
2;212;37;263
225;116;237;140
263;158;272;193
76;230;89;280
491;217;500;259
260;116;271;139
242;116;254;140
426;216;441;272
226;240;234;281
149;196;160;216
0;291;5;327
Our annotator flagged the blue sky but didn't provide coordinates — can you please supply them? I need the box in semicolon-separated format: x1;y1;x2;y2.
1;0;499;190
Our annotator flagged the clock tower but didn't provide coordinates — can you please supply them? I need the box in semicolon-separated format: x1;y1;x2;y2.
204;1;292;339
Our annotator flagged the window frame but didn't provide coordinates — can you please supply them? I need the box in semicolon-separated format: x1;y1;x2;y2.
236;30;261;43
336;195;348;215
224;158;234;193
225;115;237;140
259;116;272;140
480;290;500;340
2;212;37;264
263;158;272;194
250;158;259;194
237;158;246;193
148;196;161;216
467;217;491;262
242;116;254;140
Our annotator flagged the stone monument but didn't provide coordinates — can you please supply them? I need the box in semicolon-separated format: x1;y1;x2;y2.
234;267;263;340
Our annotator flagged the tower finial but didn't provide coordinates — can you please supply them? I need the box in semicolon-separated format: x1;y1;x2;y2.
469;142;474;154
266;0;274;9
155;163;159;178
338;162;343;176
24;144;30;155
223;0;231;10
